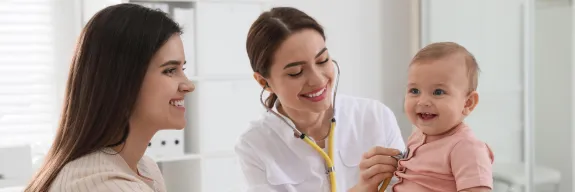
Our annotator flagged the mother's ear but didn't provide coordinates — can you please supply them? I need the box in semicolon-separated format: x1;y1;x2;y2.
463;91;479;115
253;72;273;92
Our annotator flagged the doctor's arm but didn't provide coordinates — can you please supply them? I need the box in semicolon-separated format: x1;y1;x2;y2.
235;140;282;192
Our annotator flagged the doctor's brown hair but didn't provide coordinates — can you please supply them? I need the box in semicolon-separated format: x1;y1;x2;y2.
25;4;181;192
410;42;480;92
246;7;325;108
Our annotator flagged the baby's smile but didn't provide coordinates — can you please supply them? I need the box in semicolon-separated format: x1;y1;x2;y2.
417;112;438;121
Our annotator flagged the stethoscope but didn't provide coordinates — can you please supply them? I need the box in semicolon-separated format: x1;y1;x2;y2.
259;59;405;192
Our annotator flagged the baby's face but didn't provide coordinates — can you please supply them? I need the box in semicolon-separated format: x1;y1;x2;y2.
404;53;475;135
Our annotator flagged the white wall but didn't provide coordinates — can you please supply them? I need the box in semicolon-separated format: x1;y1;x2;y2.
379;0;418;140
534;3;573;192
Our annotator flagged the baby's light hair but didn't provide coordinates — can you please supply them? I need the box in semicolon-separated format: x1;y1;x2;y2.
411;42;480;92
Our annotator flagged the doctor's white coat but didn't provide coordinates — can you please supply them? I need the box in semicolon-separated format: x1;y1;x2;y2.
235;95;406;192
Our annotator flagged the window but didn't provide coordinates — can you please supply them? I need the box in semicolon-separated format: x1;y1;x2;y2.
0;0;57;163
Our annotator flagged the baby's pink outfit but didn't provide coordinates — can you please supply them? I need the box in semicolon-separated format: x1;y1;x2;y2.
392;123;494;192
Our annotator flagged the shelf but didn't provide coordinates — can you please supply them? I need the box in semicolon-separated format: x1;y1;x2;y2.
188;75;253;81
152;150;236;163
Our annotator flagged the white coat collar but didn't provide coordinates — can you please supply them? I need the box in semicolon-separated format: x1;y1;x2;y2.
262;96;346;155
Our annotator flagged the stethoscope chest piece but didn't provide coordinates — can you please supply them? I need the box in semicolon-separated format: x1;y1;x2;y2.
392;148;409;160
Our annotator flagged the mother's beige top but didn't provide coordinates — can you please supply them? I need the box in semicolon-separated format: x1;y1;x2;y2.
49;148;166;192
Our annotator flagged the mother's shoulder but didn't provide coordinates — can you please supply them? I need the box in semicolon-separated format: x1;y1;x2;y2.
51;149;150;191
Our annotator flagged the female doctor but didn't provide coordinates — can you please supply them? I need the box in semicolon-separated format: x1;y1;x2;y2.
235;7;406;192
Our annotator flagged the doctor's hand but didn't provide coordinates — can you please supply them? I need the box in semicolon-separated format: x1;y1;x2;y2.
350;147;400;192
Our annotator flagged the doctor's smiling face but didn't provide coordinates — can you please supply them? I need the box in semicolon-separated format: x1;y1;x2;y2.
130;34;195;131
247;7;334;119
262;29;335;113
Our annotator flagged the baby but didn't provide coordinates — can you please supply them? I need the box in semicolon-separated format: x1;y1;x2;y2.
392;42;494;192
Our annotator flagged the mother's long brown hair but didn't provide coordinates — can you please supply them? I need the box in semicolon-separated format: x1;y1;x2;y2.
25;4;182;191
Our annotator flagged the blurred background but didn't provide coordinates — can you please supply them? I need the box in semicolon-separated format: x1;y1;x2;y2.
0;0;572;191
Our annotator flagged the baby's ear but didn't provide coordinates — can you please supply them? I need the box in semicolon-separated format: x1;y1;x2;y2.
463;91;479;115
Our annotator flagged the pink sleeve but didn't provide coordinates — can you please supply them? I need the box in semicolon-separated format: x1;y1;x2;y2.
450;139;494;191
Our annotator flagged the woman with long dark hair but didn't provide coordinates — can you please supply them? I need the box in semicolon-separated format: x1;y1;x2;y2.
25;3;194;192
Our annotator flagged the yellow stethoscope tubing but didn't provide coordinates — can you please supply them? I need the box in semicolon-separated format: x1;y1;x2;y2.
299;118;336;192
300;119;392;192
380;178;392;192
